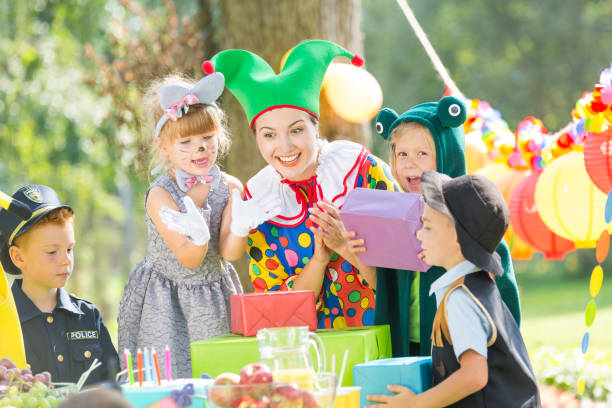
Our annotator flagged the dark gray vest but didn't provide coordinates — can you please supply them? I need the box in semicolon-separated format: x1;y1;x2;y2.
431;271;540;408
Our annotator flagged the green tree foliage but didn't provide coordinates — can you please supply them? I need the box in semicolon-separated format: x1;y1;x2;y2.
364;0;612;157
0;0;147;334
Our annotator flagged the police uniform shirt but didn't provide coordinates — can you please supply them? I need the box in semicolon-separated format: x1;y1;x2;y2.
11;279;119;385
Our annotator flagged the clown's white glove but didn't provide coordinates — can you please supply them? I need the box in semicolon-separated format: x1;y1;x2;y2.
159;196;210;246
230;189;282;237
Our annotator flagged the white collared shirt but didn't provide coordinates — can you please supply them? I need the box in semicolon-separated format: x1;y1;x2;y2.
429;260;493;360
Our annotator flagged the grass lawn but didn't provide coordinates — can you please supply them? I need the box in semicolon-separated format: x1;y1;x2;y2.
517;271;612;354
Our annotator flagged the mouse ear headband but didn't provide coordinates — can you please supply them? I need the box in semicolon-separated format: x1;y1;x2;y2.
154;72;225;138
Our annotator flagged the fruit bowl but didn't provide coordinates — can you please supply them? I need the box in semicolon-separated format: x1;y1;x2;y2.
0;383;77;407
206;372;336;408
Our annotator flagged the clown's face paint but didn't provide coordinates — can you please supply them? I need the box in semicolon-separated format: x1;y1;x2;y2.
254;108;320;181
392;124;437;193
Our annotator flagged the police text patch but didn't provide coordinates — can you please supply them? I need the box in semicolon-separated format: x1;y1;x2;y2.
67;330;99;341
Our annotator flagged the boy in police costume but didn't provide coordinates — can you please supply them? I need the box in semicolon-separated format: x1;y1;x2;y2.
0;185;119;385
368;172;540;407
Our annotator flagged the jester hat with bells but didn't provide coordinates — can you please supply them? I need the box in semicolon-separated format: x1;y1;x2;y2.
201;40;365;129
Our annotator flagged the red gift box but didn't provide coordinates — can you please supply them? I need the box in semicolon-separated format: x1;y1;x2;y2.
230;290;317;336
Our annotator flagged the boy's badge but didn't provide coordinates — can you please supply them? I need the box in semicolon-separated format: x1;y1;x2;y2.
23;187;43;204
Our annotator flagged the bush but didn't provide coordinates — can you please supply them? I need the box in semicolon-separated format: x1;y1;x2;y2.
532;346;612;404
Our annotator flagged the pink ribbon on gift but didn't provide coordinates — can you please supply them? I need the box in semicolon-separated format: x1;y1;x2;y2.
164;94;200;121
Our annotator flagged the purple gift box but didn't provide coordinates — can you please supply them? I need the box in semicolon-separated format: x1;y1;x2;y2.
339;188;430;271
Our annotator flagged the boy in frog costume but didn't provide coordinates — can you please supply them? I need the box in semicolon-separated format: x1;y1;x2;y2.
373;98;521;356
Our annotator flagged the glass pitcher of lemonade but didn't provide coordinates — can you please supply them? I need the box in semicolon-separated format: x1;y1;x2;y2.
256;326;326;386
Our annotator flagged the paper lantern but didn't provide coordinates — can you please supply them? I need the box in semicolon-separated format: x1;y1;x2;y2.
465;132;491;173
475;161;511;182
584;128;612;194
322;63;383;123
509;170;575;259
535;151;612;247
494;169;534;259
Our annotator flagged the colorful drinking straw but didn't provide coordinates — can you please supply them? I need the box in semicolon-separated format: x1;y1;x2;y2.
152;348;161;386
143;347;151;383
164;346;172;381
137;348;143;387
124;349;134;385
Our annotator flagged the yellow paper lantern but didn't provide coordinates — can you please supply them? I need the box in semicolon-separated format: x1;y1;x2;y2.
535;151;612;247
494;170;534;260
465;132;491;174
475;161;511;183
0;265;27;368
322;63;383;123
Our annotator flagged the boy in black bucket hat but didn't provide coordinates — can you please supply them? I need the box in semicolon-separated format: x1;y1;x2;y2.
0;184;119;385
368;171;540;407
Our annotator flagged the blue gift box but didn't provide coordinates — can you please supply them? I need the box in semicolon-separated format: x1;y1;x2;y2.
353;357;432;407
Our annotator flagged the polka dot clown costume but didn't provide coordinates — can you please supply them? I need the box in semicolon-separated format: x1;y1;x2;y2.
204;40;399;328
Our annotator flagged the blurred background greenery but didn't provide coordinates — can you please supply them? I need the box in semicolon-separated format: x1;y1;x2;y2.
1;0;611;364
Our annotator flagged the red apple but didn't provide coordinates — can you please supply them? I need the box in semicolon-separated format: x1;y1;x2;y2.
300;389;320;408
270;384;305;408
239;363;273;385
247;382;276;401
276;384;301;400
231;393;266;408
210;373;242;408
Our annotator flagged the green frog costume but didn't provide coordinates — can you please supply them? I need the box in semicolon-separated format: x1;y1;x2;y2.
373;97;521;356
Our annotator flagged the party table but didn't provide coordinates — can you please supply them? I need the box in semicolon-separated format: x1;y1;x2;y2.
191;325;391;387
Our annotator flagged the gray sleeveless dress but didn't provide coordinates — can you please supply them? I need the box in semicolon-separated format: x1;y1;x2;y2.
118;165;242;379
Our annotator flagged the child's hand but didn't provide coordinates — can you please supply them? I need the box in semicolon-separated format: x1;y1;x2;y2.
309;224;333;264
307;200;347;253
342;231;367;256
229;189;282;237
160;196;210;246
367;385;417;407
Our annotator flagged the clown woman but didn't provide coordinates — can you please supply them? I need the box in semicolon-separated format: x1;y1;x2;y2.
205;40;400;328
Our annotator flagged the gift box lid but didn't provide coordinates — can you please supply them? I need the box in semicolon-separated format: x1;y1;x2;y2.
339;189;429;271
353;357;432;407
231;291;317;336
341;188;423;217
121;378;212;408
191;326;392;387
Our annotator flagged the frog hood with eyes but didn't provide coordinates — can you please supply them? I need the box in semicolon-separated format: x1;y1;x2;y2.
376;96;467;179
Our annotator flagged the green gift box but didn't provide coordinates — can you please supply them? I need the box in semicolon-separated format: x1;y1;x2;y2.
191;325;391;387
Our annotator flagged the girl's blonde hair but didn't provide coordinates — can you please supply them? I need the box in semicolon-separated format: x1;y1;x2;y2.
144;73;230;176
388;121;437;183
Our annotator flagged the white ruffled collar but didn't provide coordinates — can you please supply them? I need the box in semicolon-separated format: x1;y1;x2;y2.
245;140;368;227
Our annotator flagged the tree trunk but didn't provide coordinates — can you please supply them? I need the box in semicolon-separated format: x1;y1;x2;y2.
213;0;366;291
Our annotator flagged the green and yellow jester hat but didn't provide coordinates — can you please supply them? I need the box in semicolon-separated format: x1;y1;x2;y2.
201;40;364;128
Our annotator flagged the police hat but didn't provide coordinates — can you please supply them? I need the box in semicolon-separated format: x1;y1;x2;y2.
0;185;72;275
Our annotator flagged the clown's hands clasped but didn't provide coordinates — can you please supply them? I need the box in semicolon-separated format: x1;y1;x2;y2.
159;196;211;246
229;189;282;237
